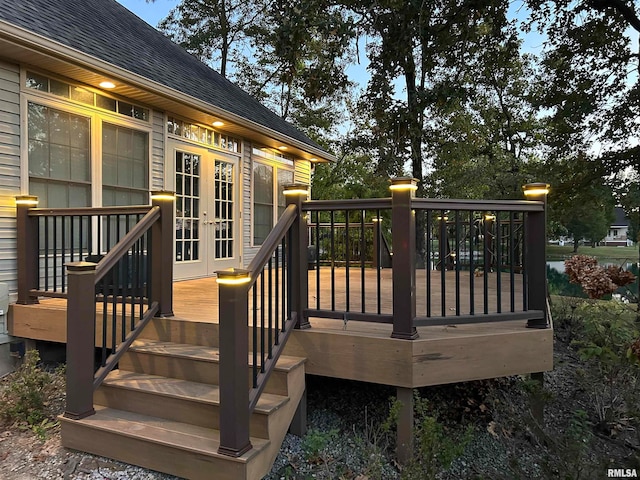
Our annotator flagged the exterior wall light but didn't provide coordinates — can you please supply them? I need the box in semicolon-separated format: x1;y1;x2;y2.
15;195;38;206
216;269;252;285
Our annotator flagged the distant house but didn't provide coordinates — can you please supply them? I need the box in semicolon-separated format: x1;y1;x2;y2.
0;0;334;339
603;207;634;247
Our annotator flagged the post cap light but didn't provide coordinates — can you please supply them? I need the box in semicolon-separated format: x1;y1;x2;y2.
15;195;38;206
389;177;419;192
151;191;175;201
216;268;251;285
522;183;550;197
484;214;496;221
283;184;309;197
372;217;382;222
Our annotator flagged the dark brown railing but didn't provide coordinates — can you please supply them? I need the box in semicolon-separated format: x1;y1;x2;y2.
216;186;307;457
302;179;549;334
16;203;152;303
17;193;177;421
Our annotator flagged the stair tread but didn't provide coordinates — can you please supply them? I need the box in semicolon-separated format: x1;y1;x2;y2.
130;338;306;371
102;370;288;414
63;405;268;461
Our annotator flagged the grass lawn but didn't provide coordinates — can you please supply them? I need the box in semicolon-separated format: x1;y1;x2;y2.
547;244;639;260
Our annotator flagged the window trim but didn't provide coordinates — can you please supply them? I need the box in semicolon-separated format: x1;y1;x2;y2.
21;87;153;207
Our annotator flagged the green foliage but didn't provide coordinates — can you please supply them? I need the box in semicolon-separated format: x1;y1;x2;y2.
0;350;65;439
301;427;339;463
399;394;473;480
570;300;640;425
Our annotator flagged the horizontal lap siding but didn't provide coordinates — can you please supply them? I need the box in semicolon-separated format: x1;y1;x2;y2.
151;110;164;190
242;141;255;267
0;61;21;328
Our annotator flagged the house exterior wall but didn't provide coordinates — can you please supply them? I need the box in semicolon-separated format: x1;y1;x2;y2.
0;60;21;316
151;110;165;190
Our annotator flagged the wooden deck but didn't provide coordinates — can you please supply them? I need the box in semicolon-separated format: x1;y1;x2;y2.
9;267;552;388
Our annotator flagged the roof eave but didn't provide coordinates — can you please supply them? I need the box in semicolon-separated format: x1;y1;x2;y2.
0;20;336;163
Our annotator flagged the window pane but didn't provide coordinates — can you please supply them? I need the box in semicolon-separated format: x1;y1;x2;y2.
96;94;117;112
253;164;273;204
277;170;294;210
50;79;69;98
28;104;90;208
71;86;94;105
102;123;149;206
26;72;48;91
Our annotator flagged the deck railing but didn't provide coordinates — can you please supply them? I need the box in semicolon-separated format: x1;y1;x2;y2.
14;193;175;421
216;185;306;457
16;199;153;303
303;178;549;333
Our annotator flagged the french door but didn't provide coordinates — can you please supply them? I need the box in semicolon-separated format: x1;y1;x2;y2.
173;145;240;279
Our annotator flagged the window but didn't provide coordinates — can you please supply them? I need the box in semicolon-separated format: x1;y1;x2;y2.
252;161;295;245
167;116;240;153
28;103;91;207
102;123;149;206
26;71;149;121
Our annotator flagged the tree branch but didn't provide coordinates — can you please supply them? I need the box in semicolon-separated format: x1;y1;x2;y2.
587;0;640;33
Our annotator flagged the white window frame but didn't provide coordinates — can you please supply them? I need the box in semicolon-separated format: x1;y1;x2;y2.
20;74;153;206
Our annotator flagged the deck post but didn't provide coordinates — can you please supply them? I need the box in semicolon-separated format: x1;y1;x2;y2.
396;386;414;465
64;262;97;420
16;196;39;305
150;191;175;317
390;178;418;340
216;269;252;457
523;183;550;328
284;184;310;329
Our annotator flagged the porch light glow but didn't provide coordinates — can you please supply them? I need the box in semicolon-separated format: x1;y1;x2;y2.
151;191;175;201
282;188;309;196
278;146;288;151
522;183;550;197
389;183;418;192
99;81;116;89
216;269;251;285
212;121;224;127
15;195;38;206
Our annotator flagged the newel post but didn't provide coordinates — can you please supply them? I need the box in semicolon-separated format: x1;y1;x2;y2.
390;178;418;340
216;269;252;457
64;262;97;420
16;195;39;305
150;191;175;317
284;184;310;329
523;183;550;329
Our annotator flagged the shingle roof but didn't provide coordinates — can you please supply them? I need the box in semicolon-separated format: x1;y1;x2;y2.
613;207;630;227
0;0;325;153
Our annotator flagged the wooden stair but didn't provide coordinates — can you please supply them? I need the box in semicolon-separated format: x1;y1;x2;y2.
60;319;306;480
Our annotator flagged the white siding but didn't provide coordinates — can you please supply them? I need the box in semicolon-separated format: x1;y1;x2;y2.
0;61;21;316
151;110;164;190
242;140;255;267
295;159;311;187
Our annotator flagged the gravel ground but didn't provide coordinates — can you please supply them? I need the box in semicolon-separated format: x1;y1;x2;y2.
2;308;640;479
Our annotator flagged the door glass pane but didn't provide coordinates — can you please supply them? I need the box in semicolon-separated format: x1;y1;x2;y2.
175;152;201;262
215;160;234;259
277;170;294;217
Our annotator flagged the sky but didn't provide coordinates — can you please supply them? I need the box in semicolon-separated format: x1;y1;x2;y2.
116;0;174;27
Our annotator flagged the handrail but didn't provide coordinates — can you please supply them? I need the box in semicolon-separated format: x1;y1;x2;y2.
28;205;152;217
95;206;160;282
246;204;296;284
412;197;544;211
